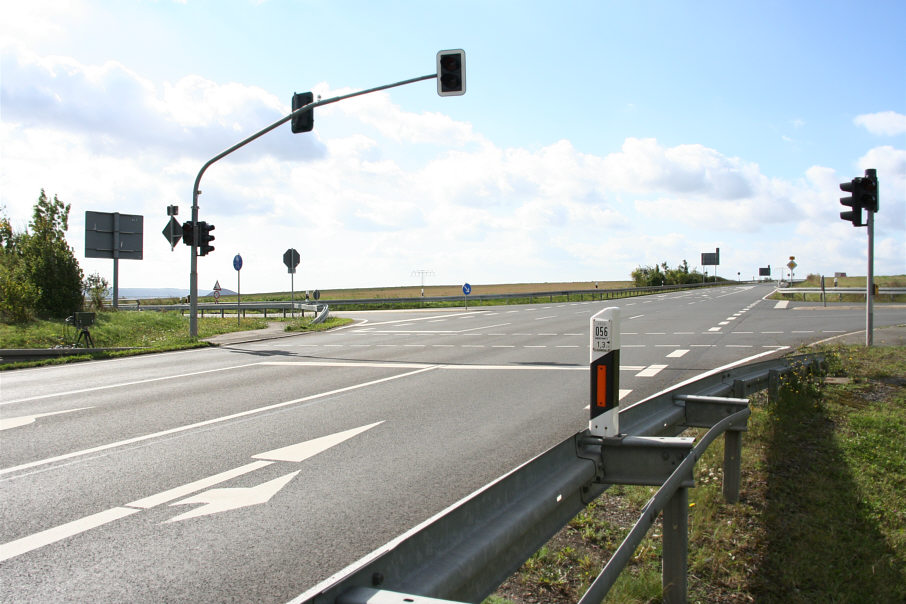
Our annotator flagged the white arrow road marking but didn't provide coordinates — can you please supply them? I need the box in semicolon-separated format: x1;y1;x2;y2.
254;421;383;463
0;422;384;561
166;471;300;523
0;407;93;431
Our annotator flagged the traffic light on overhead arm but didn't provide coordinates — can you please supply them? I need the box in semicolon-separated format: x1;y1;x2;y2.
436;50;466;96
197;221;215;256
291;92;314;133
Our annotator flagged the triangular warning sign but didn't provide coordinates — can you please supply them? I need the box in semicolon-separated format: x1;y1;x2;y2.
213;280;222;291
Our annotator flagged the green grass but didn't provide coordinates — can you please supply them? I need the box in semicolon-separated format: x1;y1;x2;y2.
0;311;352;369
490;344;906;603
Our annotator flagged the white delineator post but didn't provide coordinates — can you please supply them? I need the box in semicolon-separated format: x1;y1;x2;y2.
589;307;621;437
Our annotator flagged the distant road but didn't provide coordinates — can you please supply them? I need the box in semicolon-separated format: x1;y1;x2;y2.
1;283;903;602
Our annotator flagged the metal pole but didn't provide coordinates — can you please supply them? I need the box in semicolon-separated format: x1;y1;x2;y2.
723;430;742;504
112;213;120;310
291;272;295;319
866;209;874;346
187;73;438;337
662;487;688;604
237;268;241;326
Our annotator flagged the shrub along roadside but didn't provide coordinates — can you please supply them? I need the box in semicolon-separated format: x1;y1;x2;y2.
490;344;906;603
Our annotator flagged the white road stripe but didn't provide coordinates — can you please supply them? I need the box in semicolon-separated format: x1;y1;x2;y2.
666;349;689;358
636;364;668;377
0;367;435;477
0;507;140;563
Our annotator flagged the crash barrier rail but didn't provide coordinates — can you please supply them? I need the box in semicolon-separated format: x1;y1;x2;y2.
122;281;730;315
776;287;905;297
290;352;825;604
125;301;329;322
322;281;727;308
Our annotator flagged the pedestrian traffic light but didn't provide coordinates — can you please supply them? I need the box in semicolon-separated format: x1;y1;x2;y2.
839;179;865;227
182;220;195;246
291;92;314;133
197;221;215;256
436;50;466;96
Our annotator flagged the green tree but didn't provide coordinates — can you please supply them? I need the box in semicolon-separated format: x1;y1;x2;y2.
0;207;42;323
8;191;85;320
84;272;110;310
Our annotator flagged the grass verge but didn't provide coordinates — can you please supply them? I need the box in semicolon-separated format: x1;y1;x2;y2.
490;344;906;603
0;312;351;369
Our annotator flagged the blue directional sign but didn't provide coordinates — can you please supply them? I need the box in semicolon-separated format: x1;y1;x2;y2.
233;254;243;271
462;283;472;295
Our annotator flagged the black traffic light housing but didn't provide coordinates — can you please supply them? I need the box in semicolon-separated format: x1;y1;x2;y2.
437;50;466;96
839;180;864;226
197;221;215;256
839;169;879;227
291;92;314;133
182;220;195;246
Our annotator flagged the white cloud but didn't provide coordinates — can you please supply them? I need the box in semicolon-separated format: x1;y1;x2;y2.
3;47;904;291
854;111;906;136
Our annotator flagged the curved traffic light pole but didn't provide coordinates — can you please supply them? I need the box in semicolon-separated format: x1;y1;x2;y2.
187;73;437;337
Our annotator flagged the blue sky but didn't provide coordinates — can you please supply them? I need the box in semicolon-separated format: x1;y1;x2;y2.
2;0;904;293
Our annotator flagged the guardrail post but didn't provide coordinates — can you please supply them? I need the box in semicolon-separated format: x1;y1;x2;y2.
663;486;688;604
768;369;780;403
723;429;742;504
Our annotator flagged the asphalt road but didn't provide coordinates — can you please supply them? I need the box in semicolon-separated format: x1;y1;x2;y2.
1;283;903;602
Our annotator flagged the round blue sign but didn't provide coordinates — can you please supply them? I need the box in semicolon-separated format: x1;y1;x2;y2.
462;283;472;295
233;254;243;271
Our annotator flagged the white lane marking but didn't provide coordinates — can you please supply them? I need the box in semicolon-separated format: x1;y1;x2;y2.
636;364;668;377
3;422;384;559
620;366;646;371
534;315;556;320
1;362;262;406
666;349;689;358
619;389;632;400
775;301;789;309
708;327;722;332
0;407;93;431
0;507;140;563
1;367;435;477
128;461;274;509
629;314;644;319
718;321;730;326
167;470;301;523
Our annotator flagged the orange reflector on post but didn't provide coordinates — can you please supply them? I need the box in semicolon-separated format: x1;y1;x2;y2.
596;365;608;408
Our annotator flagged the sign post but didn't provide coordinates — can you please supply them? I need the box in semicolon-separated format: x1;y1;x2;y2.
233;254;243;325
589;307;621;437
283;248;301;318
462;282;472;308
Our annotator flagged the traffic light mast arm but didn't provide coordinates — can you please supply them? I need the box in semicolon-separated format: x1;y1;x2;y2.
187;71;438;337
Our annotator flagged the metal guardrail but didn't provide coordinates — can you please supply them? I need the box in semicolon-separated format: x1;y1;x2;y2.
289;352;825;604
777;287;905;295
125;301;328;321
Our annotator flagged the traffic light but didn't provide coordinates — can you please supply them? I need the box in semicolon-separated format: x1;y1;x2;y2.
182;220;195;246
839;179;864;227
861;168;879;213
436;50;466;96
291;92;314;133
197;221;215;256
